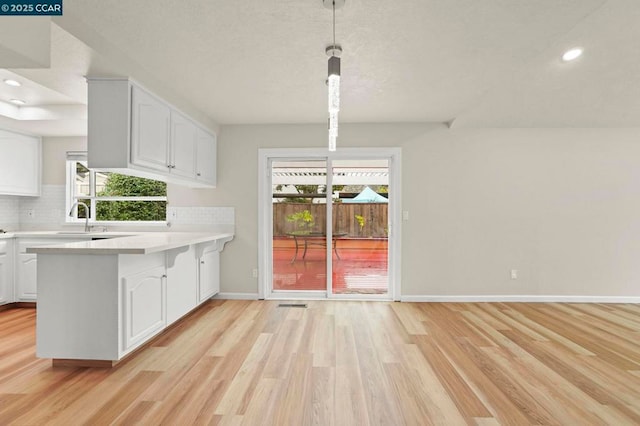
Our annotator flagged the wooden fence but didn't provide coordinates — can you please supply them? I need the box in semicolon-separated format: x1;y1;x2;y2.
273;203;388;238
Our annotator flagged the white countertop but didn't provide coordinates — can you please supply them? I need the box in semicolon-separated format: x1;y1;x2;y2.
2;231;135;238
26;232;234;255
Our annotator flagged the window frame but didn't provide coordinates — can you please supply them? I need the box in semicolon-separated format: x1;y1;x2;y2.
66;157;168;226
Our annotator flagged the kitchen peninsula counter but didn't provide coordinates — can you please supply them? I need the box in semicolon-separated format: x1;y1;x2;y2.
27;231;234;255
30;231;234;367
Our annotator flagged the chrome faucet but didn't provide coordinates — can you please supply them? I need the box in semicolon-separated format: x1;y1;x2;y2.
68;201;90;232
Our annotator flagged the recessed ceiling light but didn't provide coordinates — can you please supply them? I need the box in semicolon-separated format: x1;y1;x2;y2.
9;99;26;105
562;48;583;62
3;79;21;87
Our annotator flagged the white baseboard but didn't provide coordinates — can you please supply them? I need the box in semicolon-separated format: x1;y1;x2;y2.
213;293;640;303
214;292;260;300
400;295;640;304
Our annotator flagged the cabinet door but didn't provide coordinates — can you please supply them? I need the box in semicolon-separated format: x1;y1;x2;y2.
0;241;12;305
170;111;198;179
0;131;41;196
199;248;220;302
166;247;197;324
131;86;171;172
196;128;217;186
17;253;37;301
122;265;166;350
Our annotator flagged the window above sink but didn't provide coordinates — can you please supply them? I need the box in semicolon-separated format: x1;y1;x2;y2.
67;152;167;225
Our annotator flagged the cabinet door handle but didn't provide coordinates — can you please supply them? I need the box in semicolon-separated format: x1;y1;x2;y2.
166;164;171;169
161;274;167;278
197;172;201;176
171;165;176;169
200;260;205;264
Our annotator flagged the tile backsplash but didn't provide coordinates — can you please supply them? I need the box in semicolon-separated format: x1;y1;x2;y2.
0;195;19;231
19;185;66;227
1;185;235;231
166;206;235;225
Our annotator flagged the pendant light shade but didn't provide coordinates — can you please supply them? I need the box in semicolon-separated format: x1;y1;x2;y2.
328;54;340;151
328;55;340;114
324;0;344;152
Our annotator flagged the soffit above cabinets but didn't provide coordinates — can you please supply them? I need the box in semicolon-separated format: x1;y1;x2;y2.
0;22;126;137
0;24;90;136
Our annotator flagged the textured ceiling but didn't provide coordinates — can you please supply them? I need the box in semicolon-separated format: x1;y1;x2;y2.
2;0;640;135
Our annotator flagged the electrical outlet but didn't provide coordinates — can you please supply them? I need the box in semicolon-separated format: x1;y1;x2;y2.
252;268;258;278
402;211;409;221
510;269;518;280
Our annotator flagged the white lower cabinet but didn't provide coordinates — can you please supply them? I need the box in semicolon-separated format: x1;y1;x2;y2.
199;245;220;302
16;253;37;301
36;240;226;363
166;246;198;324
165;243;220;324
122;265;167;350
0;240;13;305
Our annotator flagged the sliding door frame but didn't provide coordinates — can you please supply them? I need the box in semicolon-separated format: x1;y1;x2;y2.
258;147;402;301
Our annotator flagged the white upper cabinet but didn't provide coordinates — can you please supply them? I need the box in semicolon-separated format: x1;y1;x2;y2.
0;129;41;196
196;127;217;186
131;86;171;172
170;111;198;179
87;78;216;188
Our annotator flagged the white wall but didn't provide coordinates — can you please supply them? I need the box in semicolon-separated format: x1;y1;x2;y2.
414;127;640;298
27;126;640;298
42;137;87;185
168;124;640;299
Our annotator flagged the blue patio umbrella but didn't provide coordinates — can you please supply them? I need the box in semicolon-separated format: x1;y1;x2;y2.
343;186;388;203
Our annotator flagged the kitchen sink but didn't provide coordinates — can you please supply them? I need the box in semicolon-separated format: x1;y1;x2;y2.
55;231;93;235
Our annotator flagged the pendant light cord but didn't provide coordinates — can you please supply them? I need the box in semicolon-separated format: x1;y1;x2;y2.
332;1;336;56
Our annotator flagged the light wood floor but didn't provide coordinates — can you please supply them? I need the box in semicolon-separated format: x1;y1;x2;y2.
1;301;640;425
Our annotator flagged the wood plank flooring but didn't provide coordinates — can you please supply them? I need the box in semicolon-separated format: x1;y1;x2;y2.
1;301;640;425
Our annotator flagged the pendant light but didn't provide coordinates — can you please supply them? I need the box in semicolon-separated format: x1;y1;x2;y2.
324;0;344;151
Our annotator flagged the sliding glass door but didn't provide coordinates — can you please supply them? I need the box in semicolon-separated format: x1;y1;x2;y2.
266;152;396;299
330;159;389;295
272;160;328;293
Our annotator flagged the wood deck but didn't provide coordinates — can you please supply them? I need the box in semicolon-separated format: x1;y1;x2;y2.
1;301;640;424
273;237;389;293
